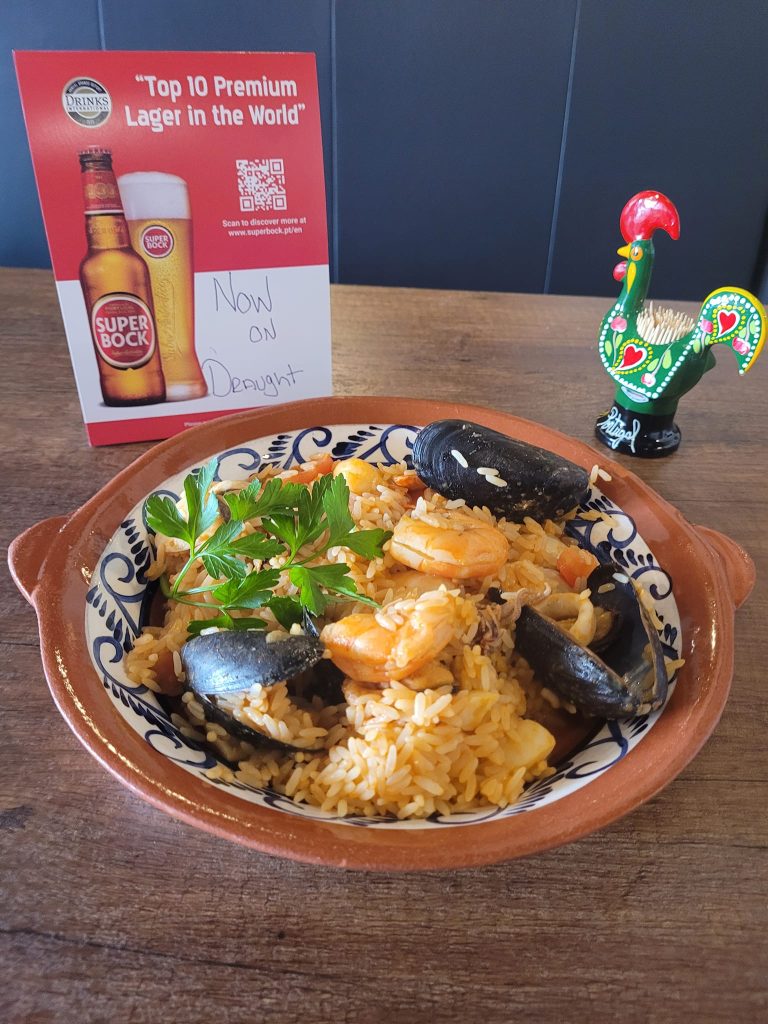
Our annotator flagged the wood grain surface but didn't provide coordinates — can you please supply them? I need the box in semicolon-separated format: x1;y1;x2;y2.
1;268;766;1023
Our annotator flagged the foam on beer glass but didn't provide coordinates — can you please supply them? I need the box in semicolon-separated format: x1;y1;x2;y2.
118;172;208;401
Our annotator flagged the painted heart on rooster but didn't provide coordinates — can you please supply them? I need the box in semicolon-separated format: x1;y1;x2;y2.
716;309;739;336
617;343;647;371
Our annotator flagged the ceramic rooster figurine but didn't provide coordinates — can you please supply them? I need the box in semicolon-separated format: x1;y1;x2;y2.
595;190;765;456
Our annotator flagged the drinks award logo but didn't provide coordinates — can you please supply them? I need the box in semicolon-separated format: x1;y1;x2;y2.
62;77;112;128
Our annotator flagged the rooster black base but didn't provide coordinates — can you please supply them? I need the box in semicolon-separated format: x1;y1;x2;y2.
595;402;681;458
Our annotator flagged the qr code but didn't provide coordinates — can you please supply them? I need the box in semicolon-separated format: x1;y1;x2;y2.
236;158;287;212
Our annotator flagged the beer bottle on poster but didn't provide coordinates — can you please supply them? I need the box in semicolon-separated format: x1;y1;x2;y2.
78;148;166;405
118;172;208;400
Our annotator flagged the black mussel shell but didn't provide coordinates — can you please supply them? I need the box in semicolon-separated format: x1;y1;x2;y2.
309;659;345;705
190;690;324;753
412;420;590;522
181;630;324;696
514;564;668;718
298;612;345;703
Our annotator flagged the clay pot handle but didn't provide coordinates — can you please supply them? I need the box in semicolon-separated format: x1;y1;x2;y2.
7;516;69;605
696;525;755;609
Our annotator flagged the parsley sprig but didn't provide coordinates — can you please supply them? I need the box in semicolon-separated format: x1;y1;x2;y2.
144;458;391;634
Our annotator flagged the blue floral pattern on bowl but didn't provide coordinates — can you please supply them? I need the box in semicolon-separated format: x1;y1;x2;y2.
84;423;682;830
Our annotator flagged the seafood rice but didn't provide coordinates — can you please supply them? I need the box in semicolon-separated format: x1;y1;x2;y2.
126;445;640;820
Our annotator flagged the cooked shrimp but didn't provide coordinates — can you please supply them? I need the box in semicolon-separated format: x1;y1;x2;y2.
399;662;454;691
389;508;509;579
388;569;447;598
320;588;469;684
332;457;382;494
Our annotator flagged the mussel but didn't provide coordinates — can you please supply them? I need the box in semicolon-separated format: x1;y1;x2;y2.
182;630;323;695
300;611;345;705
514;564;668;718
180;630;327;752
412;419;590;522
190;690;294;751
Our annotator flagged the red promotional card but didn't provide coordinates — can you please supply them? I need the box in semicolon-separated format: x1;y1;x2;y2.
15;51;332;445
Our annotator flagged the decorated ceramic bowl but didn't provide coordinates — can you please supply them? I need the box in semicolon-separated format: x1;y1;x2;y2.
9;397;755;870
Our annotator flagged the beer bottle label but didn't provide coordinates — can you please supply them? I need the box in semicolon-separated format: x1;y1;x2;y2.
82;169;123;214
90;293;158;369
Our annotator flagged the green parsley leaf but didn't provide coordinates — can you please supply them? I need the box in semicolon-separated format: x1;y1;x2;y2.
145;494;192;544
187;613;235;635
287;565;328;615
213;569;281;610
209;578;242;607
198;519;248;580
288;474;333;552
289;563;378;613
187;613;268;636
342;527;392;560
262;512;299;553
200;551;248;580
224;477;304;522
184;457;219;543
199;518;244;552
302;563;379;607
222;479;262;520
319;474;391;558
228;616;269;630
261;480;305;515
228;532;286;561
292;488;314;551
267;595;304;630
322;473;355;546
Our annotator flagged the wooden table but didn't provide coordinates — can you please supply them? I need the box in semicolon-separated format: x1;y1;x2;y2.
2;268;766;1023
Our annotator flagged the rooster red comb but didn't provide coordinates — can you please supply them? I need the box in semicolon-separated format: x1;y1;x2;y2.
620;191;680;243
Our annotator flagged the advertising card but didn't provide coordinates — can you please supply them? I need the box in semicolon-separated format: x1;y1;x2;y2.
15;51;332;445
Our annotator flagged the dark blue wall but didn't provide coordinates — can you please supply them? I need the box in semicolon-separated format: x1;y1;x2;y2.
548;0;768;302
3;0;768;300
3;0;101;268
334;0;576;293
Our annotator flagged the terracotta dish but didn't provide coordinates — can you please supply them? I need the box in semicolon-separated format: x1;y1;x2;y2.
8;397;755;870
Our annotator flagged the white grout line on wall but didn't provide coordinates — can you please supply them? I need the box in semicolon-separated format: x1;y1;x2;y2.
543;0;581;294
96;0;107;50
330;0;340;283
